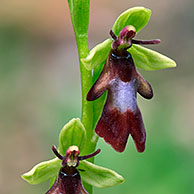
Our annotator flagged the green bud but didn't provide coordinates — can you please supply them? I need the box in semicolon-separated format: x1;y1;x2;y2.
81;39;112;70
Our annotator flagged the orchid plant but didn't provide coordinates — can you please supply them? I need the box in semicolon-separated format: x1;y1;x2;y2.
22;1;176;194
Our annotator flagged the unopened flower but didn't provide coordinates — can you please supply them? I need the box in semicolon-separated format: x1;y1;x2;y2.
87;25;160;153
47;145;100;194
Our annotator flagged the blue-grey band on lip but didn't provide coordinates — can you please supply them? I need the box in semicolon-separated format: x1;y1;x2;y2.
60;171;79;177
111;51;131;60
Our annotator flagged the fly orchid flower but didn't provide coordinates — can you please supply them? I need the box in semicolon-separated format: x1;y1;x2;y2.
87;25;160;153
47;145;101;194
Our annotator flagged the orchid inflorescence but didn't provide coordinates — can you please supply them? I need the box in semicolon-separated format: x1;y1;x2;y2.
22;5;176;194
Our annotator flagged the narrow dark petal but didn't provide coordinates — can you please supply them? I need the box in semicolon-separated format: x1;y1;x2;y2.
78;149;101;161
52;145;64;160
78;169;85;172
110;30;118;40
132;39;160;45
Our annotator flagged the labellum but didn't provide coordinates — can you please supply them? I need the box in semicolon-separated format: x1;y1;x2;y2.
87;25;160;153
46;145;100;194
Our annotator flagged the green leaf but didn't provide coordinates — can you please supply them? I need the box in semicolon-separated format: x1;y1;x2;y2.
79;160;125;188
58;118;86;155
21;158;61;185
112;7;151;35
81;39;112;70
82;7;151;70
129;44;176;70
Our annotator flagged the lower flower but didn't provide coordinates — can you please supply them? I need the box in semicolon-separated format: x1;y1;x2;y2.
47;145;100;194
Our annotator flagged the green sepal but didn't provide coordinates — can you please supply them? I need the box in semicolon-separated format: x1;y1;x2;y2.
112;6;151;36
81;39;112;70
22;158;125;188
82;7;151;70
79;160;125;188
129;44;177;70
49;176;57;189
21;158;61;185
58;118;86;155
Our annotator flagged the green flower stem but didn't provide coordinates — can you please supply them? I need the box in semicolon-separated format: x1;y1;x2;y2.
77;38;97;156
67;0;97;193
67;0;97;156
76;27;93;194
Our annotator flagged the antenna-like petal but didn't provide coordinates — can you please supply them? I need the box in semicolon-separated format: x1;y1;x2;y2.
132;39;160;45
51;145;64;160
78;149;101;161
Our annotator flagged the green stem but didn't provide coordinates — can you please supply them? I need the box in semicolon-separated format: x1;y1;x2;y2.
77;38;98;155
67;0;98;193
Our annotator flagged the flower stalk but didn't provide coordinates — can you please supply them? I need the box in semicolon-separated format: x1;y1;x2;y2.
67;0;97;193
67;0;98;156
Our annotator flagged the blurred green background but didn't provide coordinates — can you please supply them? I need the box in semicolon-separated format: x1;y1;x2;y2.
0;0;194;194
